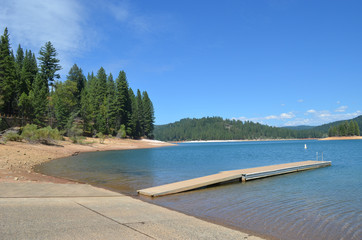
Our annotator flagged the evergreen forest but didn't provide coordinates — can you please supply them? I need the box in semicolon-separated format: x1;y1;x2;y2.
154;117;324;141
0;27;154;139
154;116;362;141
328;120;360;137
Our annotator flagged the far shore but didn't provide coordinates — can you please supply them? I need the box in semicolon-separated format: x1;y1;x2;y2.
319;136;362;141
174;136;362;143
0;137;174;183
176;138;317;143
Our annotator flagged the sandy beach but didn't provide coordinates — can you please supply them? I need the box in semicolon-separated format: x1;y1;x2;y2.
0;137;174;183
319;136;362;141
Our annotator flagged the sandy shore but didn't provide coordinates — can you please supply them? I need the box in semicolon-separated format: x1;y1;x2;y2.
319;136;362;141
0;138;174;183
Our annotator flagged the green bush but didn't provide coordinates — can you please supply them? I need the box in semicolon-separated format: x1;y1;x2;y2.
4;132;23;142
21;124;38;142
117;125;127;138
96;132;106;144
21;124;62;144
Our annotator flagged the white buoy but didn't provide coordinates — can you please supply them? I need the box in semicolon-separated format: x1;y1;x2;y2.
304;144;307;149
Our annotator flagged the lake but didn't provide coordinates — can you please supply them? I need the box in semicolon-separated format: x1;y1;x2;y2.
36;140;362;240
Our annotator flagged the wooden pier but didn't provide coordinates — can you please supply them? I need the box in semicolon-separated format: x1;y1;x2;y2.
137;160;331;197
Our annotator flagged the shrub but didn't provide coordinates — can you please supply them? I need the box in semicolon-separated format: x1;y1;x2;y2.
117;124;127;139
96;132;106;144
21;124;38;142
4;132;23;142
21;124;62;144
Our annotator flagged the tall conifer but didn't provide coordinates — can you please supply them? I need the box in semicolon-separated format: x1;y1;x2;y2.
115;70;131;132
32;74;48;126
38;41;61;92
67;64;85;108
0;27;17;114
142;91;155;138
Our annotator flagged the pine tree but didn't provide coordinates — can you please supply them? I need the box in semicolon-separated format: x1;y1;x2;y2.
14;44;27;98
106;73;117;134
0;27;17;114
32;73;48;126
136;89;144;137
21;50;38;94
115;70;131;133
84;72;97;134
128;88;140;138
53;80;78;130
142;91;155;138
67;64;85;106
38;41;61;92
18;91;34;120
95;67;107;107
353;120;360;136
92;67;107;133
80;80;92;136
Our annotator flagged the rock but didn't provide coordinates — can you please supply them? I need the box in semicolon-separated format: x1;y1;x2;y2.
14;177;19;181
72;152;80;156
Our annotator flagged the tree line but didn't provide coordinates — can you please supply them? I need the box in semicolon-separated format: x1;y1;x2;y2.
0;27;154;139
154;117;324;141
328;120;360;137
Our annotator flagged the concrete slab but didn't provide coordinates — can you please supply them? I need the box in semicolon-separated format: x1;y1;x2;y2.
0;198;151;240
0;182;265;239
0;182;121;198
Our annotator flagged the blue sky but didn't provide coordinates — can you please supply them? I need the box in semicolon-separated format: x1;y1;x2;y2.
1;0;361;126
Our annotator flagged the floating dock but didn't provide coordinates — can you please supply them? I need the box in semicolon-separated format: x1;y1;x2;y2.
137;160;331;197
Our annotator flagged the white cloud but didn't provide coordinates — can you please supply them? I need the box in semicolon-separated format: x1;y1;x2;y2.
307;109;316;114
336;101;341;104
297;99;304;103
233;112;295;123
335;105;348;112
0;0;94;76
280;112;295;119
234;109;361;127
284;110;361;126
265;115;278;120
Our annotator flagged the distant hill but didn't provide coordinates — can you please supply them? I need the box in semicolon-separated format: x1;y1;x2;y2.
283;125;315;130
154;115;362;141
154;117;323;141
311;115;362;133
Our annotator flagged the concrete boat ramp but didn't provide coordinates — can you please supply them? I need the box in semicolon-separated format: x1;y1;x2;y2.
138;160;331;197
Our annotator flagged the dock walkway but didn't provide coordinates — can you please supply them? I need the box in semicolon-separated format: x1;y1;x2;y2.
138;160;331;197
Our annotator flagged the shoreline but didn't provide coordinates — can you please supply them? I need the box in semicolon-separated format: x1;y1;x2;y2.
0;137;174;183
318;136;362;141
173;136;362;143
0;137;268;239
175;138;317;143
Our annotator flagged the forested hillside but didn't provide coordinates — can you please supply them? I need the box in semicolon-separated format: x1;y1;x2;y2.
0;27;154;139
313;115;362;134
154;117;325;141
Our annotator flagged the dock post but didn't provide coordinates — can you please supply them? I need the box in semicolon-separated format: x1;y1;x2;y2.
241;174;246;182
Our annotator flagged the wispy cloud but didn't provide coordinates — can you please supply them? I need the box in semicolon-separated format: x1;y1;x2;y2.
284;109;361;126
234;109;361;127
234;112;296;123
106;0;155;35
0;0;94;76
297;99;304;103
335;105;348;112
306;109;316;114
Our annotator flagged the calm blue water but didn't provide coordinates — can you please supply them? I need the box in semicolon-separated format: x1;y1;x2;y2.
36;140;362;240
